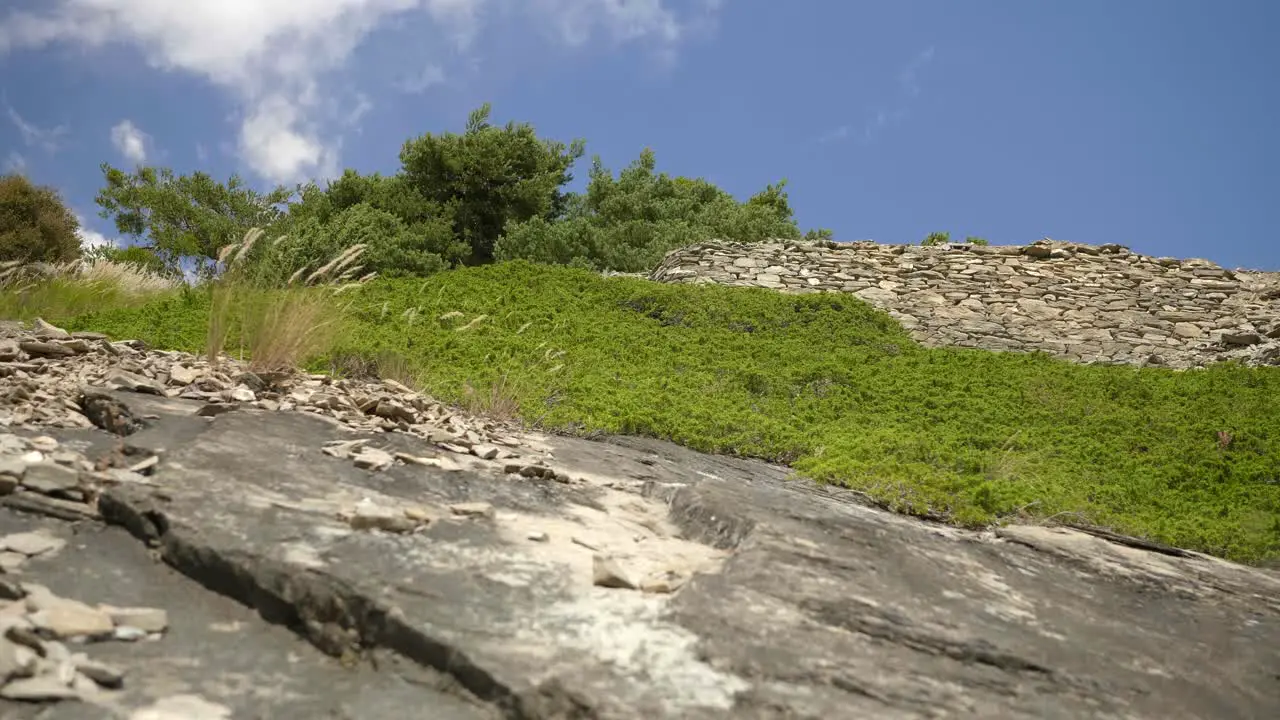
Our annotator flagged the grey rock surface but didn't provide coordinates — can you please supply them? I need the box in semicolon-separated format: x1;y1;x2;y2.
12;390;1273;719
0;319;1276;718
0;512;493;719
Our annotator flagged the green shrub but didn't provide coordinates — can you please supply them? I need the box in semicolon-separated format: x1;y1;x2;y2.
247;204;444;284
89;245;171;275
398;103;585;265
497;149;802;271
0;173;82;264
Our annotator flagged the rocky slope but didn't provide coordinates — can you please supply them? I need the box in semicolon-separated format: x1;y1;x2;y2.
0;319;1276;718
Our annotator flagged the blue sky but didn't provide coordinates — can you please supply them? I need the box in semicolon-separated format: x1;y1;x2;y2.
1;0;1277;269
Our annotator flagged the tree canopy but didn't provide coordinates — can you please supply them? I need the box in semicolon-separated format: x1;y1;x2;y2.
399;103;586;265
496;148;803;271
92;104;818;280
0;173;82;265
94;163;292;273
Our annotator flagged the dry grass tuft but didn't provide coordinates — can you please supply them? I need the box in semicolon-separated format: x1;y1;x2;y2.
325;349;420;388
461;373;523;422
204;228;375;372
0;257;182;294
73;259;182;295
0;256;180;320
243;289;340;373
371;350;419;388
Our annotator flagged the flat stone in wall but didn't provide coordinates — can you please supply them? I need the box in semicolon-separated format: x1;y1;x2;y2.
649;238;1280;369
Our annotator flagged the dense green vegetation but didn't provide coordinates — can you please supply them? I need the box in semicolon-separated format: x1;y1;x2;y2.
92;104;826;280
59;263;1280;564
0;173;83;264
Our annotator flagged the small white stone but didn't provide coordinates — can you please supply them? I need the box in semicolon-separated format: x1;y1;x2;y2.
352;447;395;471
100;605;169;633
449;502;494;520
592;554;637;590
113;626;148;642
27;436;58;453
1;530;66;557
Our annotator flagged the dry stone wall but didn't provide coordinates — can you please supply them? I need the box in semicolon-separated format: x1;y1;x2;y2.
650;238;1280;368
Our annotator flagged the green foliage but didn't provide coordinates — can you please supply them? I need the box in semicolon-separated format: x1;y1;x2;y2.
86;244;171;275
0;250;179;321
62;263;1280;564
236;103;583;279
398;103;586;265
496;148;802;271
250;204;445;285
1;277;140;322
0;173;82;264
286;172;466;264
804;227;836;243
94;163;293;274
965;236;990;246
922;231;950;247
87;105;823;277
64;285;208;350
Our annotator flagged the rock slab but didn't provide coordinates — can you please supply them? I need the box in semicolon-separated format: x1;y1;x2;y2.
84;394;1280;719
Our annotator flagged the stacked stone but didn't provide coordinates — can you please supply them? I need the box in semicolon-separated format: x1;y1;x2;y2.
650;238;1280;368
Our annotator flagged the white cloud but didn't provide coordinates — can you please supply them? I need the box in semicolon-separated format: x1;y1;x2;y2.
5;104;69;153
109;119;149;163
861;107;907;143
3;151;24;173
816;125;850;144
239;95;339;184
820;47;935;147
0;0;717;185
398;63;446;94
344;93;374;127
74;215;118;251
899;46;935;98
533;0;681;46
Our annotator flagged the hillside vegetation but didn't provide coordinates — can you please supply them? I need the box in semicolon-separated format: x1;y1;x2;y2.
2;104;1277;565
55;263;1280;565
